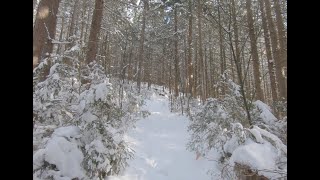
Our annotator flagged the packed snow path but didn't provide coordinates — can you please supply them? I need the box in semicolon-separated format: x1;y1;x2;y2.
108;93;218;180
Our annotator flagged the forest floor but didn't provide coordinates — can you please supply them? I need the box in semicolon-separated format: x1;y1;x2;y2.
107;92;219;180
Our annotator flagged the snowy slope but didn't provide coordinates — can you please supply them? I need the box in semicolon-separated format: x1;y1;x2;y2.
107;92;218;180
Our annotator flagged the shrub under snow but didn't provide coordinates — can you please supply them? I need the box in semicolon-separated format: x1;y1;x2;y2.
187;78;287;179
33;60;145;179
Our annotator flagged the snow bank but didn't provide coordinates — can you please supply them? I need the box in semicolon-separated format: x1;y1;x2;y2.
230;142;278;178
254;100;277;124
229;125;287;179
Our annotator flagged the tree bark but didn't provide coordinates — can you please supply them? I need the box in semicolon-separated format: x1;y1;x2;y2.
197;0;204;101
66;0;80;50
217;0;225;96
174;6;179;97
231;0;241;84
187;0;193;97
85;0;104;64
264;0;286;101
137;0;148;93
273;0;287;100
33;0;61;70
246;0;264;101
259;0;278;105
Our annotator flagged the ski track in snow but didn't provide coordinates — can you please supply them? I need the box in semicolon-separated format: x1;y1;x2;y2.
107;92;218;180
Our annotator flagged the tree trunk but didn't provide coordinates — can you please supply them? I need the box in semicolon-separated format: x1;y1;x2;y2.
66;0;80;50
231;0;241;84
80;0;87;46
197;0;204;102
56;15;65;55
204;46;209;100
259;0;278;106
273;0;287;100
246;0;264;101
137;0;148;93
209;33;216;97
85;0;104;64
264;0;286;101
217;1;225;96
33;0;61;70
174;6;179;97
194;35;198;97
187;0;193;97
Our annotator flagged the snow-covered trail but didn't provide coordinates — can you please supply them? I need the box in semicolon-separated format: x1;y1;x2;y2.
108;93;218;180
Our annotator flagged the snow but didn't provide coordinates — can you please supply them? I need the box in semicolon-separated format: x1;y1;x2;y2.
94;82;109;101
230;142;278;178
254;126;287;155
53;126;81;139
87;140;108;154
254;100;278;124
81;111;98;123
78;99;86;113
224;135;240;154
45;137;84;179
49;63;59;76
33;126;85;179
34;84;286;179
248;128;264;143
108;92;218;180
228;125;287;179
33;149;45;170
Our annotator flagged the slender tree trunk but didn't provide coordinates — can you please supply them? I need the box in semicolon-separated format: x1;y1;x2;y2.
229;29;253;126
197;0;204;102
66;0;79;50
217;1;225;96
174;6;179;97
148;48;152;89
209;33;215;97
56;15;65;55
273;0;287;100
187;0;193;97
204;46;209;100
85;0;104;64
128;40;133;81
80;0;87;46
194;35;198;97
84;5;92;48
246;0;264;101
162;42;166;87
264;0;286;101
137;0;148;93
259;0;278;106
231;0;241;84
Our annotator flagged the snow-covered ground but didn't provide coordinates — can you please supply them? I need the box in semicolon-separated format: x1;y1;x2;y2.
107;92;218;180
